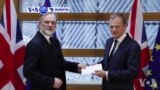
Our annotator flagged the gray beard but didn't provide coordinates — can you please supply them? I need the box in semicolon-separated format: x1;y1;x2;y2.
40;29;54;36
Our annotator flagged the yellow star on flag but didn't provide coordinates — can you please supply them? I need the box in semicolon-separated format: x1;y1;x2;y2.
147;70;152;76
155;44;160;51
150;82;158;90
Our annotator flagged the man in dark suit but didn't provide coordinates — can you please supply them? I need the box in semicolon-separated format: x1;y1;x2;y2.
94;14;141;90
23;12;85;90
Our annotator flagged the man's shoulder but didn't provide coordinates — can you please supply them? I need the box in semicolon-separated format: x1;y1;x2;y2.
27;33;41;46
106;37;114;42
127;38;141;50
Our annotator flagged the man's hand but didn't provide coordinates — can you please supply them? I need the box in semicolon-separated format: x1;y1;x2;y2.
53;77;63;89
94;70;106;78
77;64;86;72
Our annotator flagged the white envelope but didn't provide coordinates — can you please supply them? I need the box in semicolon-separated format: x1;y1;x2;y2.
81;64;102;75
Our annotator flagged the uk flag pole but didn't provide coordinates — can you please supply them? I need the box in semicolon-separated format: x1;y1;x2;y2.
0;0;25;90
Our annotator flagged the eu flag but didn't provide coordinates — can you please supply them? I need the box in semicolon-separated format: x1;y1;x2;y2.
145;25;160;90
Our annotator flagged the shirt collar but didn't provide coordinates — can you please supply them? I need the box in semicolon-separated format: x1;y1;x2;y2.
39;30;51;41
115;33;126;43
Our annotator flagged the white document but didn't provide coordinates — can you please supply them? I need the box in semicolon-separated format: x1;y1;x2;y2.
81;64;102;75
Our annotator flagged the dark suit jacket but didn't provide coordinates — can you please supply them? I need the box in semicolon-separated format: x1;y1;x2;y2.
101;34;141;90
23;31;79;90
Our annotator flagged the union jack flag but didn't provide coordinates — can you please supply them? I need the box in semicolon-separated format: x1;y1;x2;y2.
126;0;150;90
0;0;25;90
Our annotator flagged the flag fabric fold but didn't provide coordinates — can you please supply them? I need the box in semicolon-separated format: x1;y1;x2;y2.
0;0;25;90
126;0;150;90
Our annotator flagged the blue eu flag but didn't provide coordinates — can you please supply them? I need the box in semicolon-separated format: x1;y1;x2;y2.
145;25;160;90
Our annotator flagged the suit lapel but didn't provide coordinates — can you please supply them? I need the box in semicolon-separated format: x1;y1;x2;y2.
37;32;51;46
107;35;130;66
106;40;113;59
37;32;63;67
104;38;114;68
